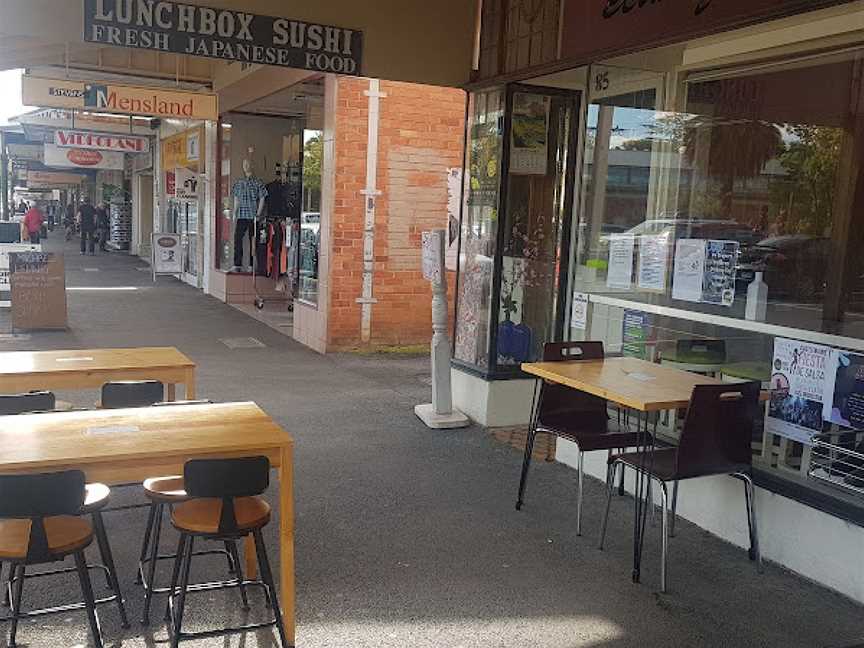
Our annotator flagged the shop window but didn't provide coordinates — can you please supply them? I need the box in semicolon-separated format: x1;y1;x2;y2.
573;51;864;514
298;128;322;306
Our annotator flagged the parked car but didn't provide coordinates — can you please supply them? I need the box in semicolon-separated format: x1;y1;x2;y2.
735;235;829;301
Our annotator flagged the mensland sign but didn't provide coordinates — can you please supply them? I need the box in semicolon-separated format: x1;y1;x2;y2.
43;144;125;170
55;130;150;154
22;76;218;121
83;0;363;75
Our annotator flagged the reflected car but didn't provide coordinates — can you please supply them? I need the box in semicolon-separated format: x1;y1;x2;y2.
735;235;829;301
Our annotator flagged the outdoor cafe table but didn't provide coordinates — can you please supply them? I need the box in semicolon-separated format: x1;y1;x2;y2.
0;401;295;644
0;347;196;400
521;356;725;583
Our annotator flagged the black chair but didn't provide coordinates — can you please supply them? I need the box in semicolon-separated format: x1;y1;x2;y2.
100;380;164;408
0;470;104;648
167;456;289;648
599;381;763;592
516;341;643;535
0;391;55;415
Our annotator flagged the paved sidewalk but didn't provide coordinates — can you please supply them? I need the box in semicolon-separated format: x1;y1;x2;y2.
0;234;861;647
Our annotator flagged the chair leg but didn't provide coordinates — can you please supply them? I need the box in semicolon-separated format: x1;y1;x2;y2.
74;551;104;648
670;481;679;538
164;534;187;622
740;474;762;572
226;540;250;609
253;529;290;648
170;536;194;648
136;502;157;584
141;502;164;625
92;510;130;628
576;451;584;536
598;462;617;550
618;448;625;496
8;564;24;648
515;429;537;511
648;480;656;527
659;480;669;593
2;562;11;607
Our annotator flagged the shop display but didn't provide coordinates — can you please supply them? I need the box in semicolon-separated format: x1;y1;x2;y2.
231;159;267;270
108;200;132;251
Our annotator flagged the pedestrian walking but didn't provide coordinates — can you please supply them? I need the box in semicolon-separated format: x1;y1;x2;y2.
22;204;44;245
96;202;110;252
77;197;97;255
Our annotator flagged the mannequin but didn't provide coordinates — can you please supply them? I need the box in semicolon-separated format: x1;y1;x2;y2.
231;157;268;272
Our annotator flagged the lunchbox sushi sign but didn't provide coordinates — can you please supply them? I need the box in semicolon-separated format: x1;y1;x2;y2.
83;0;363;75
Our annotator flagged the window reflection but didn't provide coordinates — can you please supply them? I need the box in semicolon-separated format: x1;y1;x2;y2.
299;129;322;306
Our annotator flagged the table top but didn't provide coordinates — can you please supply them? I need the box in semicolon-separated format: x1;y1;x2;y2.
0;347;195;377
522;357;725;412
0;401;291;473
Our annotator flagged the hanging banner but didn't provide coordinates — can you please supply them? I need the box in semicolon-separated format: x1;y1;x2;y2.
82;0;363;75
767;338;831;445
54;130;150;153
43;144;125;170
22;75;218;121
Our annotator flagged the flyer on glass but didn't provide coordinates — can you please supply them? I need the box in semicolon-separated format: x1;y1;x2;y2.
766;338;831;445
637;234;670;291
671;239;705;302
823;349;864;429
702;240;739;306
570;292;589;330
606;234;635;290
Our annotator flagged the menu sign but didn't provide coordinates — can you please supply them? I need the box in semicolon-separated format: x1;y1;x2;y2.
83;0;363;75
9;252;67;331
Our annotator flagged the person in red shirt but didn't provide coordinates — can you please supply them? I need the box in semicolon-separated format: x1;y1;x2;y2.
22;204;44;244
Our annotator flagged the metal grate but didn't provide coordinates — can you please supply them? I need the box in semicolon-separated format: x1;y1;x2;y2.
809;432;864;497
220;337;266;349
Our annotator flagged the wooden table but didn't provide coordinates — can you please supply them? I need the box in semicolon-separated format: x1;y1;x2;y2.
0;401;294;644
0;347;196;400
522;356;724;584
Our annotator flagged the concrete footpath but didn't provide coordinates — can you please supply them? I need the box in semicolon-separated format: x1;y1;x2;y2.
0;234;861;647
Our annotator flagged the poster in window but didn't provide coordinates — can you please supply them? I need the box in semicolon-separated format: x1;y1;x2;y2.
637;234;670;291
467;123;500;207
702;240;739;306
607;234;634;290
622;309;653;360
766;338;831;445
672;239;705;302
822;350;864;430
570;292;589;330
509;93;550;175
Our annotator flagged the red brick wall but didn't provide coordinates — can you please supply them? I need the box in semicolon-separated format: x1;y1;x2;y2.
328;77;465;350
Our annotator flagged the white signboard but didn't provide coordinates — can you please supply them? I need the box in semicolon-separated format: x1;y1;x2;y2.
672;239;706;303
0;243;41;307
767;338;832;445
43;144;124;170
54;130;150;153
422;230;445;284
151;233;182;279
570;292;589;330
174;168;200;201
638;234;670;291
606;234;635;290
7;144;44;162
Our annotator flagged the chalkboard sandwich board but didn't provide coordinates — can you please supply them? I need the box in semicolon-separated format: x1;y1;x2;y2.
9;251;67;331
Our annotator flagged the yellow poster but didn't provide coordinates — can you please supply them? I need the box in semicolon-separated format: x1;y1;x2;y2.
161;127;205;173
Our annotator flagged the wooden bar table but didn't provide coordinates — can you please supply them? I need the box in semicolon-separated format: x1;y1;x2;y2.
0;401;295;644
0;347;196;400
522;356;724;584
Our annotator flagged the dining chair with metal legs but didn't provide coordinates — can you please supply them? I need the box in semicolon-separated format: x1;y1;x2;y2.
598;381;763;592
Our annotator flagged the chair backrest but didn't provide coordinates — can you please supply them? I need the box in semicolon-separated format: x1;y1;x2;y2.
101;380;164;409
0;391;56;415
184;457;270;535
0;470;86;562
676;382;761;478
675;339;726;364
538;341;608;425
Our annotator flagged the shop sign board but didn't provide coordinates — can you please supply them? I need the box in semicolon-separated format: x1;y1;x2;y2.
44;144;125;170
7;144;44;163
0;243;40;308
8;251;67;331
27;170;86;188
83;0;363;76
562;0;857;64
54;130;150;154
22;75;218;121
17;108;152;137
161;128;205;172
174;167;199;200
152;233;182;279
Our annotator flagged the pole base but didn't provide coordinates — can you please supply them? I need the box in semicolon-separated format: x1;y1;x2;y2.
414;403;470;429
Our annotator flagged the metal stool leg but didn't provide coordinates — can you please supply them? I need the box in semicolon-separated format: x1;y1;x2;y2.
598;462;617;550
141;503;164;624
74;551;104;648
164;534;187;622
170;535;194;648
8;564;24;648
659;480;669;593
253;529;289;648
515;429;537;510
92;510;129;628
670;481;679;537
740;474;762;572
226;540;250;609
576;450;584;536
136;503;157;584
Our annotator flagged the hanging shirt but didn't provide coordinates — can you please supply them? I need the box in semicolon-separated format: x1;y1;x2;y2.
232;177;268;220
